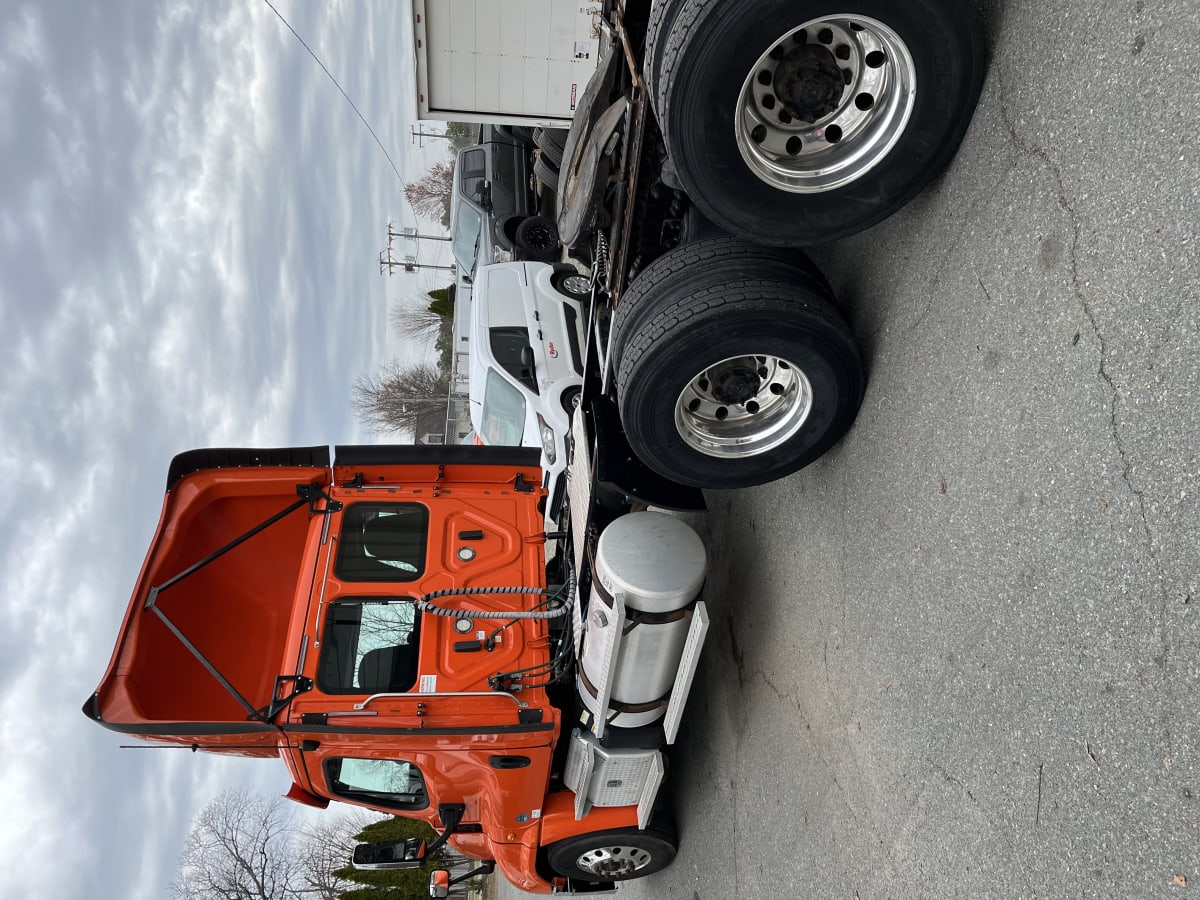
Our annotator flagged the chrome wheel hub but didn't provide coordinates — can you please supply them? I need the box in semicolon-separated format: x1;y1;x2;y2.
575;844;653;878
675;354;814;458
735;15;917;193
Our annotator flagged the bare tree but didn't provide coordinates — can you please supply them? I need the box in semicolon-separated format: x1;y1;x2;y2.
390;299;446;343
352;361;451;434
445;121;479;154
295;809;379;899
404;160;455;224
170;790;301;900
170;790;378;900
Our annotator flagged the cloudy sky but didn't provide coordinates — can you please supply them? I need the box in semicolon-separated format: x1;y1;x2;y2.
0;2;453;897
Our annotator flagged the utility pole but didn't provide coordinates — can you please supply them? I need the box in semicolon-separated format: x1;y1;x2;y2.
379;222;453;275
379;248;405;275
379;250;454;275
411;126;450;147
399;254;455;274
400;225;451;243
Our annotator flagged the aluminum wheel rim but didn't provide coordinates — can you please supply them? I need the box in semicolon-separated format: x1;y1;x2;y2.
675;354;813;458
575;844;653;878
524;221;556;250
734;15;916;194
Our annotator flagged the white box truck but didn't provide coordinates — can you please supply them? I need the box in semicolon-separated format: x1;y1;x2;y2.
412;0;600;128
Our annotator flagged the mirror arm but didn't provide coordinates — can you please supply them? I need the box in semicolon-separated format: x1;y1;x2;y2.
424;803;467;859
453;862;496;883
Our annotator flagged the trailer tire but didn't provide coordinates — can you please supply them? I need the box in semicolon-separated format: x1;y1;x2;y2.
533;127;568;167
546;817;678;882
510;125;536;146
615;239;864;489
657;0;985;245
533;153;560;193
514;216;561;262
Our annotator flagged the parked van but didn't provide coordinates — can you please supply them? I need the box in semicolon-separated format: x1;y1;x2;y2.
449;128;560;281
468;261;587;525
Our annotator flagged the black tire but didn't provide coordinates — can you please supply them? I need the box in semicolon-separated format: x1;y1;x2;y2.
611;236;831;373
657;0;986;245
534;153;560;192
644;0;688;129
615;237;865;489
552;267;591;301
546;817;678;883
533;126;569;167
514;216;561;262
511;125;536;145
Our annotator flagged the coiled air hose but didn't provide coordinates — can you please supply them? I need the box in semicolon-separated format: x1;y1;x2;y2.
416;585;570;620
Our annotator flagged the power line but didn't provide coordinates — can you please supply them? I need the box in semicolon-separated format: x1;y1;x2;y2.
260;0;405;185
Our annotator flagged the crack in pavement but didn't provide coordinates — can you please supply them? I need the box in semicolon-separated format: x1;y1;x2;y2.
996;78;1176;758
997;102;1159;576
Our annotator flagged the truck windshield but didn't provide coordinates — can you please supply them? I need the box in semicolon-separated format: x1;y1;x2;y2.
317;599;420;695
326;757;429;811
451;202;484;272
479;369;526;446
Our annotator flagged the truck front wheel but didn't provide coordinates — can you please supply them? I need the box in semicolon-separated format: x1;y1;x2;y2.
653;0;985;245
545;818;678;882
615;238;864;489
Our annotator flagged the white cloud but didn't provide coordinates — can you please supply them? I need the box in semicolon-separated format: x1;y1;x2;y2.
3;5;48;66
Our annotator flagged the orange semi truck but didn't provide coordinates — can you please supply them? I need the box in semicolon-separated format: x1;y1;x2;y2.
87;0;988;891
84;444;709;894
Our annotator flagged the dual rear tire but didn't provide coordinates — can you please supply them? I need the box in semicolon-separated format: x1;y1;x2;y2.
613;237;865;489
648;0;986;246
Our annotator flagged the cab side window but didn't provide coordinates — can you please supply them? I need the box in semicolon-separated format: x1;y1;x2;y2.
325;757;429;811
317;598;420;695
489;326;538;393
459;149;486;205
336;503;428;582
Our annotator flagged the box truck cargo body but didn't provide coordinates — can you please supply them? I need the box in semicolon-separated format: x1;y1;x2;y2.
412;0;601;128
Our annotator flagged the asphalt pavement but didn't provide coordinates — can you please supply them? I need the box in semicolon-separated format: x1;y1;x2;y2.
504;0;1199;897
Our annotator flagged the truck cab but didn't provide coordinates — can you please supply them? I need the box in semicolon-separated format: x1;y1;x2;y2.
84;444;706;893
